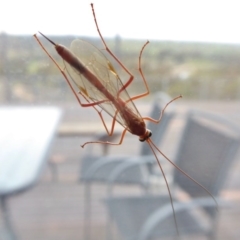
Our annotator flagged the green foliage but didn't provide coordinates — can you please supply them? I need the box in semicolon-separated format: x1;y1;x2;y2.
1;34;240;104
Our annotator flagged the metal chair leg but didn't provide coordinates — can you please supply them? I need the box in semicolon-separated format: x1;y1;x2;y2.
84;183;92;240
0;197;18;240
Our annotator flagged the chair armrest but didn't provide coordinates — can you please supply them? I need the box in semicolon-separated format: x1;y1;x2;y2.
139;197;228;240
83;155;132;181
106;156;156;193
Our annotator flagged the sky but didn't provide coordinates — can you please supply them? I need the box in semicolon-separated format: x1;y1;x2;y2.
1;0;240;44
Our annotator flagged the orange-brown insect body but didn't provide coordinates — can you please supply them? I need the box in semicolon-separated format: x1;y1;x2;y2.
56;43;148;139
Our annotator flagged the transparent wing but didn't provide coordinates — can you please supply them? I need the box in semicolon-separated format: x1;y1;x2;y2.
64;39;142;129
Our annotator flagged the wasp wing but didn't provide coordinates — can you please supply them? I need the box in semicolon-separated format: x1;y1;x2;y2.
64;39;142;130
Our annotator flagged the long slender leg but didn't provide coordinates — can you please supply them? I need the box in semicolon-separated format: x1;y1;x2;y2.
81;128;128;148
90;4;134;95
143;95;182;124
91;4;151;100
128;40;150;102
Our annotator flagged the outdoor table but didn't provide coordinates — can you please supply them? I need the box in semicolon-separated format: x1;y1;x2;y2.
0;106;62;240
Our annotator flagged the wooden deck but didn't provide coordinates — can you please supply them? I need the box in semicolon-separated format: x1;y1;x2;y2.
2;100;240;240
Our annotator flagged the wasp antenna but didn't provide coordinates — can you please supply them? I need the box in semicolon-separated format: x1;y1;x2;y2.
38;32;56;46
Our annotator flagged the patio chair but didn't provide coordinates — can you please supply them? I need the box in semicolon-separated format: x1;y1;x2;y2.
104;110;240;240
79;92;176;240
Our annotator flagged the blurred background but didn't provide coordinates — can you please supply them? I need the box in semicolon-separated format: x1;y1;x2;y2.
1;0;240;239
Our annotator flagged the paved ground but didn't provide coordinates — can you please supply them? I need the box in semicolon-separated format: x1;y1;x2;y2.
1;100;240;240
